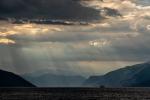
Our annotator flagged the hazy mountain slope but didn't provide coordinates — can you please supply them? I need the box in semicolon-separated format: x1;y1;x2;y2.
23;72;86;87
84;62;150;87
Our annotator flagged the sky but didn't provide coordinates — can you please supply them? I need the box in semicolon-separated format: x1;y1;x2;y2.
0;0;150;76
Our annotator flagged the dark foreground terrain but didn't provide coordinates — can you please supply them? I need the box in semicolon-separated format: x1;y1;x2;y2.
0;70;35;87
0;88;150;100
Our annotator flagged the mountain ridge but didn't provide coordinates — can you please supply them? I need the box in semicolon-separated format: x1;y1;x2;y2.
84;62;150;87
0;69;35;87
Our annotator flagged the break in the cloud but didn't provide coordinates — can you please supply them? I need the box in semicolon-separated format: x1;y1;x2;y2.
0;0;150;76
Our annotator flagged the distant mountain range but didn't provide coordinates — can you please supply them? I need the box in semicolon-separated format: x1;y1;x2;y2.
84;62;150;87
0;70;35;87
22;70;86;87
2;62;150;87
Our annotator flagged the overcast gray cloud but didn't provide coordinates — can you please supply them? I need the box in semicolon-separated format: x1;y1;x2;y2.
0;0;150;76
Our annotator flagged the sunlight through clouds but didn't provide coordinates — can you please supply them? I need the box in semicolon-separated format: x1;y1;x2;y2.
0;38;15;44
89;39;111;48
0;0;149;76
147;25;150;30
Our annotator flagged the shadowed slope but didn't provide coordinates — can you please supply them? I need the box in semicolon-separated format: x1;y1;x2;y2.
0;70;35;87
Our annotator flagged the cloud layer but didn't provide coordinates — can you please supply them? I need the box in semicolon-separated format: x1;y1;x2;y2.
0;0;101;22
0;0;150;76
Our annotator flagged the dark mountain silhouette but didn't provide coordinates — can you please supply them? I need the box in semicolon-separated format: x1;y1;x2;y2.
84;62;150;87
0;69;35;87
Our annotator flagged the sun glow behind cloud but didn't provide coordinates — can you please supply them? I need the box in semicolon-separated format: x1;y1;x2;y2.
0;38;15;44
0;23;63;44
89;39;111;48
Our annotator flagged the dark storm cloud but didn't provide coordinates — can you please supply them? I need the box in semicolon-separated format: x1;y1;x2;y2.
0;0;101;22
